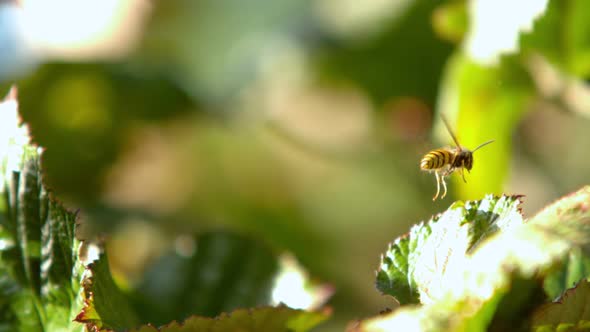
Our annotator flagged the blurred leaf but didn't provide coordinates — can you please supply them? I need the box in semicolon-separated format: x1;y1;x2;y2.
432;1;468;44
314;0;452;105
75;230;333;331
544;248;590;300
532;280;590;331
138;0;310;101
376;195;524;305
131;231;279;326
361;186;590;331
17;62;193;202
75;252;140;330
487;275;547;331
436;53;534;200
127;306;330;332
175;124;331;276
521;0;590;78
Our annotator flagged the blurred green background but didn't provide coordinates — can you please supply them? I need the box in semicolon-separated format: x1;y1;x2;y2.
2;0;590;330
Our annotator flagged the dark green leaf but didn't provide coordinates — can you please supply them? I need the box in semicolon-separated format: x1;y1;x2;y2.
16;157;42;297
75;251;140;330
544;248;590;300
131;231;279;326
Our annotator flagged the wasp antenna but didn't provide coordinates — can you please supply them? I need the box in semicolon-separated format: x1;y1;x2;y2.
472;139;495;152
440;114;462;149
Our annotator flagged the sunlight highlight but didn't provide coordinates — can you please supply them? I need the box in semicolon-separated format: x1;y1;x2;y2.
78;241;102;266
465;0;548;64
272;255;315;309
271;254;333;310
0;87;33;176
18;0;150;59
314;0;412;39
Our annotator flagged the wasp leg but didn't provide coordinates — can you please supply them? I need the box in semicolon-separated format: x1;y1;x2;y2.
441;174;448;199
433;172;441;201
460;168;467;183
443;167;454;177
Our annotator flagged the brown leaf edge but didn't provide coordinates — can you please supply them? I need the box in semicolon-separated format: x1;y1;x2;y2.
78;305;332;332
531;279;590;327
73;251;331;331
73;248;103;330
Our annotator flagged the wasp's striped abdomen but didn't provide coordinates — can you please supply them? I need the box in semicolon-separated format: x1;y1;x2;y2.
420;149;455;170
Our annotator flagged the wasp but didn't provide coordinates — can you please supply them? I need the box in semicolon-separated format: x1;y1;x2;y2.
420;115;494;201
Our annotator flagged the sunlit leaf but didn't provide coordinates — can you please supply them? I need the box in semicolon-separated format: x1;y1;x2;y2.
362;186;590;331
376;194;524;304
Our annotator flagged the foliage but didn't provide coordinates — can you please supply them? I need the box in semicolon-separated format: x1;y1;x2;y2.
358;187;590;331
0;93;329;331
1;0;590;330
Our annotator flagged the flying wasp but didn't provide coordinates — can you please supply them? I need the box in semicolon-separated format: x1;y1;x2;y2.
420;115;494;201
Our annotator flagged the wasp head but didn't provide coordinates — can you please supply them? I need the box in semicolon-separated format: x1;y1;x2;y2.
454;150;473;171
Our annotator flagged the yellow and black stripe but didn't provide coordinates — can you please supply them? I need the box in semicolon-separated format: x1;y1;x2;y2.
420;149;455;170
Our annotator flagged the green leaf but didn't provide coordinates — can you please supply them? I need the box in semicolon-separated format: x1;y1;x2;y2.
533;280;590;331
436;53;534;200
0;88;85;331
126;306;330;332
131;231;280;326
544;248;590;300
363;186;590;331
75;251;140;330
376;194;524;304
374;221;428;305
